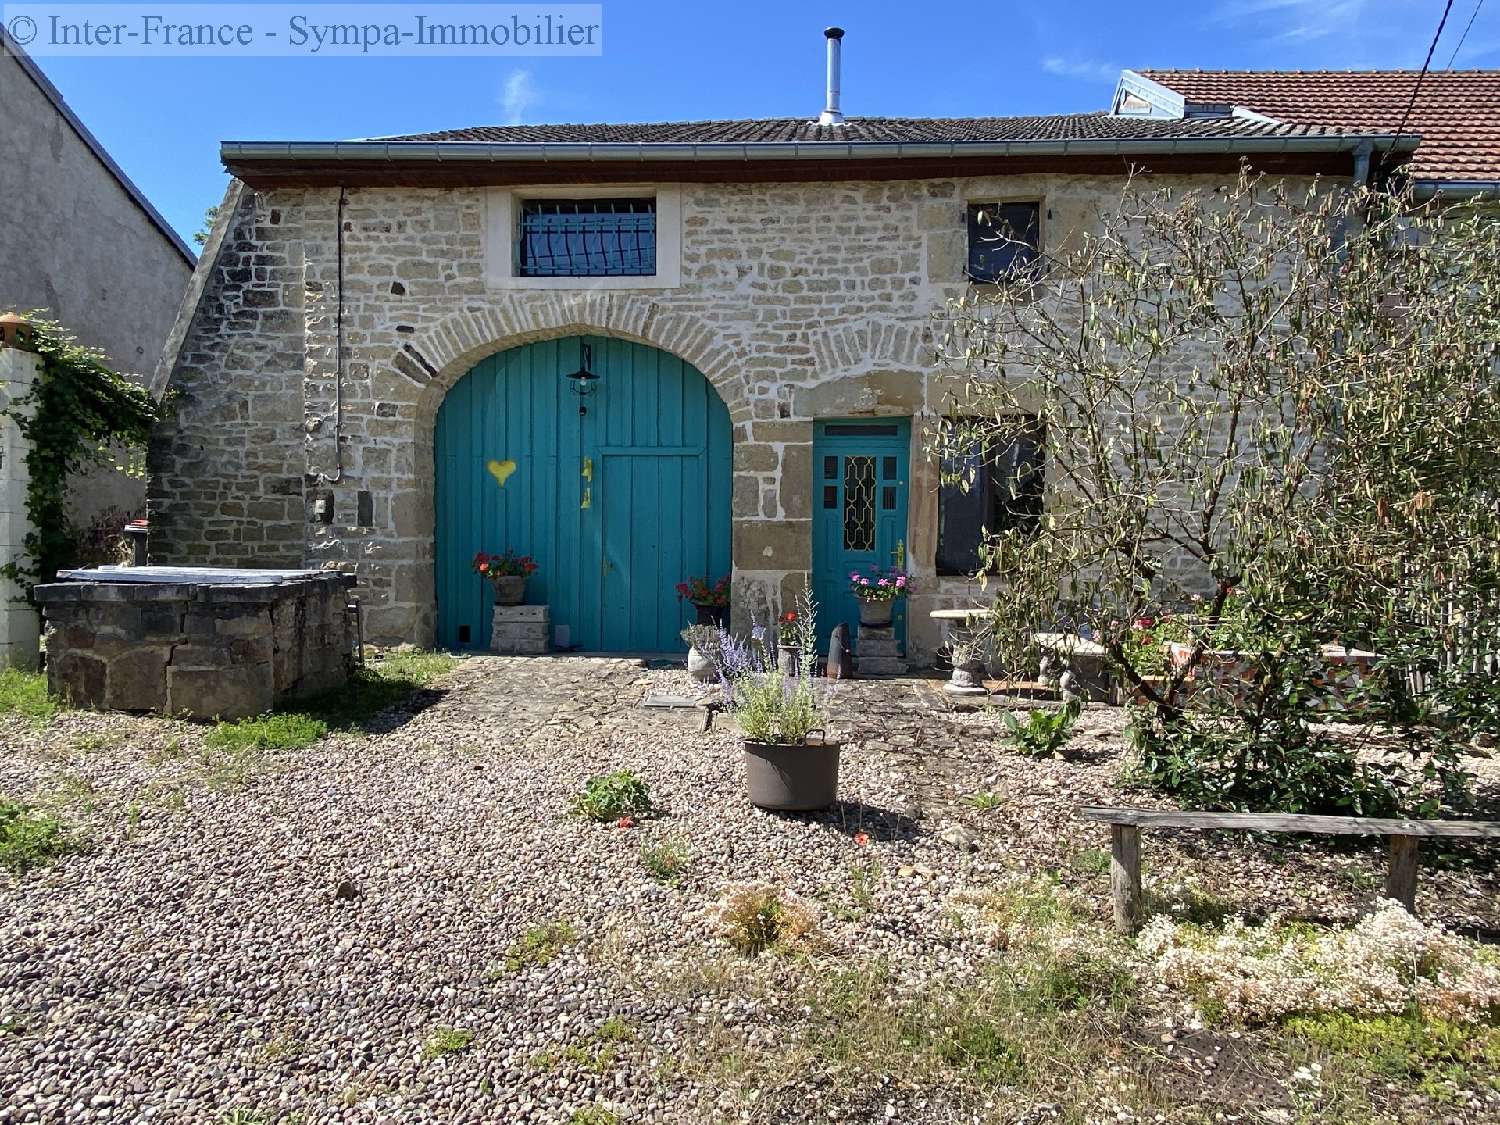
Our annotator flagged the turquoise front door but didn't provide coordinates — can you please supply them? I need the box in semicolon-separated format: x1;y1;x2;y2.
812;420;911;651
435;336;732;652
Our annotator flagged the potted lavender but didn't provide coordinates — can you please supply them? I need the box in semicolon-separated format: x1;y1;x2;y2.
731;591;839;812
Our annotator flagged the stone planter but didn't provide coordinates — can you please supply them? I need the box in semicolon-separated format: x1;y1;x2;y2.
686;645;716;682
944;656;988;696
489;575;528;605
693;603;728;628
742;736;841;812
857;598;894;628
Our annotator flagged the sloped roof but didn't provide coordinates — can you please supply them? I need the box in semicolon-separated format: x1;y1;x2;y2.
376;111;1357;145
1138;70;1500;184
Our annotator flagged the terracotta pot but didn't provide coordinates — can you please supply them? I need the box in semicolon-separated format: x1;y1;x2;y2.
742;737;841;811
857;599;894;627
490;575;527;605
694;602;728;628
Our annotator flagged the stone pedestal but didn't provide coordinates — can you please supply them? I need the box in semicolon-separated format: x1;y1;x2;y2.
855;623;908;677
491;604;549;655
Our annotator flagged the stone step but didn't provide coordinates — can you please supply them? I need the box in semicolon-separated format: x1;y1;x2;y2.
856;657;909;677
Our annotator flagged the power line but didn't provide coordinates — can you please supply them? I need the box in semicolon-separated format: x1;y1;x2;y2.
1446;0;1486;67
1381;0;1455;173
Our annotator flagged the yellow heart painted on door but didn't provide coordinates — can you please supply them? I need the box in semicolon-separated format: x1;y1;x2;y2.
486;458;517;487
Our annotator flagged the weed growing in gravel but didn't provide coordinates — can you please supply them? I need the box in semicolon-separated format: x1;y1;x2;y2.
573;770;652;822
1070;847;1112;877
640;838;690;883
1002;701;1080;758
714;882;819;955
965;791;1003;812
0;668;60;723
420;1027;475;1061
0;799;77;873
206;712;330;753
567;1108;620;1125
219;1110;269;1125
504;920;579;971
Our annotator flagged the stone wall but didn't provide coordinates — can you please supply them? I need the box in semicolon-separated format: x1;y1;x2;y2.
35;571;355;719
0;326;40;669
151;171;1318;663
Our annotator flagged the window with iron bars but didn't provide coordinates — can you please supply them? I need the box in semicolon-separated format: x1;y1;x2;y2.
516;198;657;277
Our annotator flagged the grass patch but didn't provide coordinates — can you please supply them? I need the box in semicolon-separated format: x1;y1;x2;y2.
567;1109;619;1125
1284;1011;1500;1101
203;650;459;759
504;921;578;972
0;799;77;874
420;1026;475;1061
205;712;330;753
573;770;652;822
0;667;59;722
965;791;1004;812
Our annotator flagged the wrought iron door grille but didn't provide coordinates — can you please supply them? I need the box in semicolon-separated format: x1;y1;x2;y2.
843;456;876;551
517;198;657;277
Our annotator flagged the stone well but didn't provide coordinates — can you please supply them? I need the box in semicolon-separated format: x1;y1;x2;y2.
35;567;357;720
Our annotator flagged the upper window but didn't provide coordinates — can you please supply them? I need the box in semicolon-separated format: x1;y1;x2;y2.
966;202;1040;283
516;198;657;278
936;417;1045;576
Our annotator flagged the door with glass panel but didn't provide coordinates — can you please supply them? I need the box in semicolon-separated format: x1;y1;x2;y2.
811;420;911;652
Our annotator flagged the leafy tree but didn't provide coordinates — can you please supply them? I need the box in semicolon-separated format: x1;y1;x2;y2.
939;171;1500;813
193;204;221;248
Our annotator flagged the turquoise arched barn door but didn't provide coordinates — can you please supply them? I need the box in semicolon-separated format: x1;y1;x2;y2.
435;336;733;652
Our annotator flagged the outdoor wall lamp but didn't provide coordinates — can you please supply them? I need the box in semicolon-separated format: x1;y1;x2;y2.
565;341;599;415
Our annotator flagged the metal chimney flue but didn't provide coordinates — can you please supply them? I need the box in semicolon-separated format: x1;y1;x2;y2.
818;27;845;126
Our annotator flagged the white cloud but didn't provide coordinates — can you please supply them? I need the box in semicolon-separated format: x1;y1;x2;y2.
1041;56;1120;82
1212;0;1429;50
500;69;540;125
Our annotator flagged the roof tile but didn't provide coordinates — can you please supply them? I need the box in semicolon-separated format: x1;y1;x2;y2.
1139;70;1500;182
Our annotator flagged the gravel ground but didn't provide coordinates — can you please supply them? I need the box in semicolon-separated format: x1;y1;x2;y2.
1;657;1496;1124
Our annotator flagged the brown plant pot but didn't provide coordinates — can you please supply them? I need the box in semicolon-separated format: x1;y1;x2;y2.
490;575;528;605
742;737;841;812
857;599;894;627
694;602;728;628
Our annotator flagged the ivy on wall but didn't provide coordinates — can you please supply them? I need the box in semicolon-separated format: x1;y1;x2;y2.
3;315;160;590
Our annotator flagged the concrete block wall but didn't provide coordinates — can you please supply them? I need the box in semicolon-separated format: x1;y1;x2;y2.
0;336;40;670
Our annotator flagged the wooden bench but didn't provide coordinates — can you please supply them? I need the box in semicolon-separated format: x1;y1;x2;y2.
1079;806;1500;934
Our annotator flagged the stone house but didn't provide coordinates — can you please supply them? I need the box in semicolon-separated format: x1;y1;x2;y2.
150;44;1415;663
0;30;195;525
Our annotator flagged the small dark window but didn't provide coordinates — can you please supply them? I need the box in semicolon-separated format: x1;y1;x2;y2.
967;202;1040;283
823;456;838;479
882;456;897;480
936;416;1044;576
517;198;656;277
823;485;838;509
824;423;900;437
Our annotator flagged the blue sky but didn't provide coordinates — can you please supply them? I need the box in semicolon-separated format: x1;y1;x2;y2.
24;0;1500;245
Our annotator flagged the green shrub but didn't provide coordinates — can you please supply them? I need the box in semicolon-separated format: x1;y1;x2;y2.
573;770;652;822
1002;701;1079;758
0;668;59;722
0;799;76;873
206;712;329;752
937;1016;1028;1084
